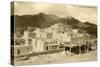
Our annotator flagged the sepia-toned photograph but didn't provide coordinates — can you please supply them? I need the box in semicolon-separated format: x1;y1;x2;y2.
11;1;97;66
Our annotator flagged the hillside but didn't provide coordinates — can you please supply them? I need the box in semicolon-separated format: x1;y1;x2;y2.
11;12;97;37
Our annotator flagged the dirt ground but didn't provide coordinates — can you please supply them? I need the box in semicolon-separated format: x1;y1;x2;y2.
15;51;97;66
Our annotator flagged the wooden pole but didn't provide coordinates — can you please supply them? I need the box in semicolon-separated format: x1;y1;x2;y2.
85;45;86;53
87;43;89;53
70;47;71;55
79;46;81;54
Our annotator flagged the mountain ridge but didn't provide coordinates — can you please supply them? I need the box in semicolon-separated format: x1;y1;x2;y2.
11;12;97;37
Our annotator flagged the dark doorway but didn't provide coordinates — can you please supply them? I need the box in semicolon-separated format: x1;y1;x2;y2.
71;46;79;54
65;47;70;51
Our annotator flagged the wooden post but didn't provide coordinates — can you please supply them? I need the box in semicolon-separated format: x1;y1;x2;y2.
79;46;81;54
69;47;71;55
87;44;89;53
57;46;59;49
84;45;86;53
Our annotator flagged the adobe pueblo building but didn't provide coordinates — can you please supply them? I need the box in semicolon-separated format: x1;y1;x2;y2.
12;23;97;57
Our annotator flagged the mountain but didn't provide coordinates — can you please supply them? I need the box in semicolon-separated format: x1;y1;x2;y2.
83;22;97;37
11;12;97;37
12;12;60;28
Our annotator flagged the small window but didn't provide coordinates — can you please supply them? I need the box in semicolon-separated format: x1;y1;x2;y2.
17;49;20;55
27;47;30;50
15;39;25;45
28;39;32;45
46;47;48;50
29;33;36;38
47;33;52;39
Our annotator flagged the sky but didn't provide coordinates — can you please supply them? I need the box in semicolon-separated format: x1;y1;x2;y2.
12;1;97;24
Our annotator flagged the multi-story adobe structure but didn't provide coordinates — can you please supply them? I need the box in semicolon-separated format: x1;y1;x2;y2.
13;23;97;56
